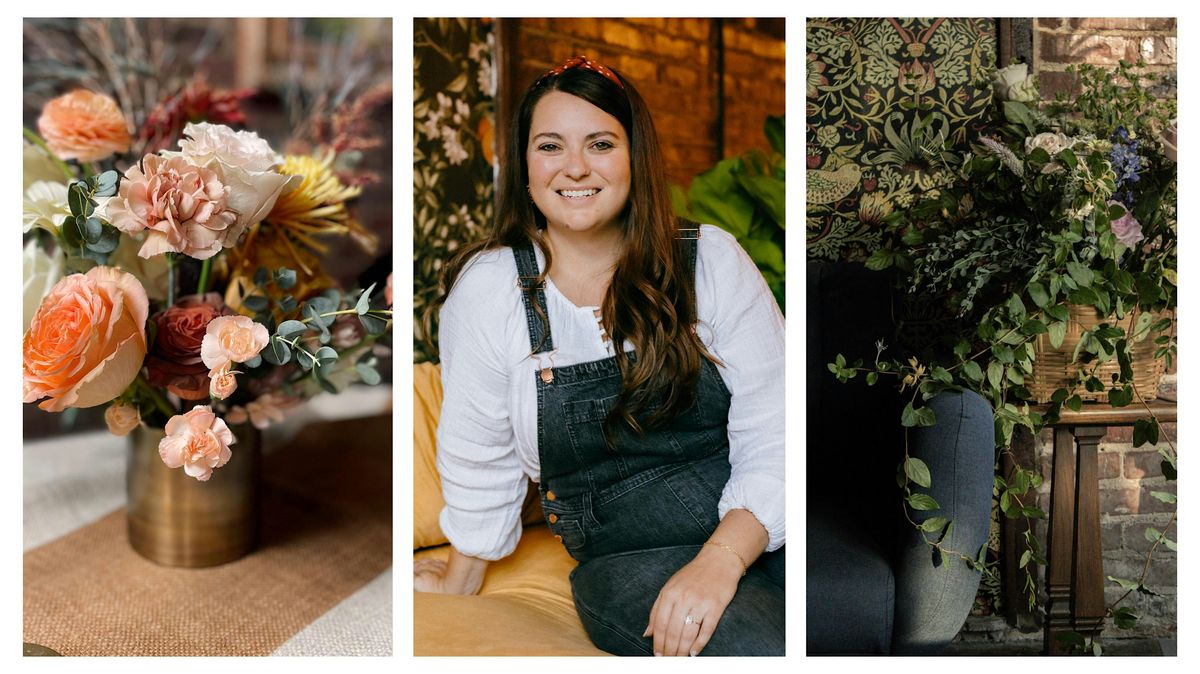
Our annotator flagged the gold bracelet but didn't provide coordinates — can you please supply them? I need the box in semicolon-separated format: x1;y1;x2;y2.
704;540;748;576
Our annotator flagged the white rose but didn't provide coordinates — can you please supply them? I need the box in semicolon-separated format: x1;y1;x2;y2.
23;140;66;190
23;181;70;233
992;63;1039;103
174;122;300;246
1025;132;1074;157
23;239;65;331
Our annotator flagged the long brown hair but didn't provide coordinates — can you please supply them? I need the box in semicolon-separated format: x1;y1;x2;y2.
430;61;715;434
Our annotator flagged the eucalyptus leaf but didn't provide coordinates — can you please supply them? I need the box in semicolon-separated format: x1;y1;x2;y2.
273;268;297;290
356;363;382;385
277;320;307;339
263;338;292;366
356;283;378;315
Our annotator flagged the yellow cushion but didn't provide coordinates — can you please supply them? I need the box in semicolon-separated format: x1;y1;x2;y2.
414;362;449;549
414;526;606;656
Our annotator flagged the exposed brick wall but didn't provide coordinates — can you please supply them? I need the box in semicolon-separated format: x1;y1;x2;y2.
1033;17;1177;101
503;18;784;186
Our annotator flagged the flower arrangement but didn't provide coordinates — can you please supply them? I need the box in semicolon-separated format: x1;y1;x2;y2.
23;87;392;482
829;59;1177;637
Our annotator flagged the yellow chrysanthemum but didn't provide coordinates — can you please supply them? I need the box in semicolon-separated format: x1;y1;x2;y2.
242;150;375;274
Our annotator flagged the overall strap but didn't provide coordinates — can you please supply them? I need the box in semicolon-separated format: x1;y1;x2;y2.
512;241;555;355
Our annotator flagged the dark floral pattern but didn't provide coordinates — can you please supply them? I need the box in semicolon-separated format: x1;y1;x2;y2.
413;18;496;363
806;18;997;261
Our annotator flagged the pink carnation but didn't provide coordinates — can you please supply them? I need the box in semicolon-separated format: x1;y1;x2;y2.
103;154;240;260
158;405;235;481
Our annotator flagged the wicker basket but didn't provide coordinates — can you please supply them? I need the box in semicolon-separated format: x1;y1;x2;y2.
1030;304;1168;403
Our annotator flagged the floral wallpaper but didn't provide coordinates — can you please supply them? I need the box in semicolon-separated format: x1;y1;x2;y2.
806;18;997;261
413;18;496;363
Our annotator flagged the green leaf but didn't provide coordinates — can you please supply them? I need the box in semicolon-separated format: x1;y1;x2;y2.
740;238;785;274
277;295;298;313
1007;293;1026;321
1145;527;1163;544
907;493;940;511
355;363;381;385
987;361;1003;390
962;361;983;382
864;248;895;271
243;354;262;369
263;338;292;366
931;366;953;384
1065;395;1083;412
1048;321;1067;349
1133;418;1159;447
1162;459;1177;481
356;282;378;315
243;295;269;312
1108;576;1140;591
67;182;91;217
1046;304;1069;323
904;456;932;488
358;312;388;336
1113;606;1138;629
1149;490;1176;503
764;115;785;155
253;267;270;287
81;216;103;244
1021;319;1049;336
866;372;878;385
277;320;306;339
688;156;756;239
1002;101;1036;134
273;268;297;290
296;348;316;371
1051;388;1069;404
87;224;121;253
919;516;950;534
1027;281;1051;308
1019;549;1032;568
314;346;339;367
1067;261;1095;289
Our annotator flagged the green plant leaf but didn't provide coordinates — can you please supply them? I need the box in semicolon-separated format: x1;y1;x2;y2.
1108;575;1140;591
1149;490;1176;503
355;363;381;385
987;361;1003;390
919;516;950;534
907;493;940;511
739;238;785;273
314;346;338;367
277;320;307;340
263;337;292;366
1113;606;1138;629
1065;395;1083;412
904;456;932;488
764;115;785;156
359;312;388;335
688;157;756;239
243;295;269;312
963;361;983;382
1027;281;1051;308
1048;321;1067;348
356;282;377;315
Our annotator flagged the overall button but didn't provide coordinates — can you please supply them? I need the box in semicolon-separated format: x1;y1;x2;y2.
546;490;556;501
548;513;559;524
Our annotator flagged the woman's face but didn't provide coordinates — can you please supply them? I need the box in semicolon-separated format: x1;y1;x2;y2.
526;91;631;237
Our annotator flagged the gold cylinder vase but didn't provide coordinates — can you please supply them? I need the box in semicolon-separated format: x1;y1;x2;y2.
126;424;261;567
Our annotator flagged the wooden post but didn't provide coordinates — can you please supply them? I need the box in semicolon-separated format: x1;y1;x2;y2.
1071;427;1109;643
1044;427;1076;654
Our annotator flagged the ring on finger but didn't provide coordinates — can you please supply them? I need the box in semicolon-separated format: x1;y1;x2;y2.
684;615;699;626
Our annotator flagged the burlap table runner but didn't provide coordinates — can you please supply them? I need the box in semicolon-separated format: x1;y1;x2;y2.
23;415;392;656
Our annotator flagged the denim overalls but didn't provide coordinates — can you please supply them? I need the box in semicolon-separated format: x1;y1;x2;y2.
513;235;785;656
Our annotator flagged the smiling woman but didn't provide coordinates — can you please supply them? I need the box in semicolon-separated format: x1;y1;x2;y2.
418;55;786;657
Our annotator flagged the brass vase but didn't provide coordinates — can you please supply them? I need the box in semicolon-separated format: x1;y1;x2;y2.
126;424;261;567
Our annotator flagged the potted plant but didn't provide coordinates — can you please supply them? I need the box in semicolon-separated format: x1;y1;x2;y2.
828;59;1177;638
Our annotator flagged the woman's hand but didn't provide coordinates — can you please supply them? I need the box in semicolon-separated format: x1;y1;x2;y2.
413;558;448;593
413;548;490;595
643;544;745;656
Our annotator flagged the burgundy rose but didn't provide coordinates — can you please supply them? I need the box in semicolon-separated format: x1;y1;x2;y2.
145;293;230;400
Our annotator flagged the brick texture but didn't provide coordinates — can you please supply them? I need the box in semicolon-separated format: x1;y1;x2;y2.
510;18;784;187
1033;17;1176;101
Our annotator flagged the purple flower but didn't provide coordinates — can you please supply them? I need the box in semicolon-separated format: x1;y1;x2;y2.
1107;200;1145;248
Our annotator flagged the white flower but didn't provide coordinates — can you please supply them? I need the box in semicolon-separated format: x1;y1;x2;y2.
22;239;65;332
23;181;70;233
477;58;495;96
454;99;470;124
174;122;301;243
24;140;66;190
1025;132;1074;157
992;63;1039;103
422;108;444;140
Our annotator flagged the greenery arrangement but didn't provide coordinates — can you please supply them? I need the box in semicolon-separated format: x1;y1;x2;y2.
672;115;786;311
828;60;1177;653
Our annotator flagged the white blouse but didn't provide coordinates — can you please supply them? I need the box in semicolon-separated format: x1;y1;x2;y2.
436;224;785;561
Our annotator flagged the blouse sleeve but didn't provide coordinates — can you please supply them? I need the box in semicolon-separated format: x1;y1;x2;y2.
435;251;530;561
696;226;787;552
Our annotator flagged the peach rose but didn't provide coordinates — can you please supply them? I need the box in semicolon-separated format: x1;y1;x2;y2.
102;153;239;260
37;89;132;162
209;364;240;400
23;266;149;412
105;403;141;436
158;405;235;481
201;315;270;372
